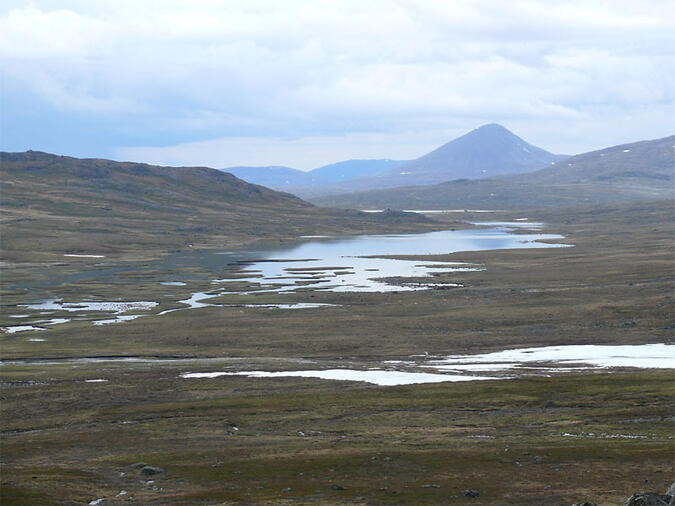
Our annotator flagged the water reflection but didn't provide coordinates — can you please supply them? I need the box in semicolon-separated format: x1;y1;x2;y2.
215;226;568;293
3;224;570;330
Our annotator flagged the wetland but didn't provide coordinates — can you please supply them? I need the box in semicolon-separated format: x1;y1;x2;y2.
1;222;567;332
1;201;673;505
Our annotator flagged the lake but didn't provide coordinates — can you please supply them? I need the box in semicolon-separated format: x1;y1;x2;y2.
3;222;569;331
212;223;568;293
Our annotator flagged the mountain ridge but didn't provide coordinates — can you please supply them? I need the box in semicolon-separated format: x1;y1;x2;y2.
311;134;674;209
308;159;405;183
222;124;563;197
222;158;406;188
224;165;318;187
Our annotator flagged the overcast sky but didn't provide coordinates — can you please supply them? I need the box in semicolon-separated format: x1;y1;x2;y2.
2;0;673;170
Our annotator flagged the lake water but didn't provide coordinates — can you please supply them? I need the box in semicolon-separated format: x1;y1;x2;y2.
212;224;568;293
2;223;568;331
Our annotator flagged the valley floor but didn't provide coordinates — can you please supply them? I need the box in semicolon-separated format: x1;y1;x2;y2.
1;200;673;504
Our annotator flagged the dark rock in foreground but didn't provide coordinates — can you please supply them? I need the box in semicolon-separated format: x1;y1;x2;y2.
667;482;675;497
622;491;672;506
139;466;164;476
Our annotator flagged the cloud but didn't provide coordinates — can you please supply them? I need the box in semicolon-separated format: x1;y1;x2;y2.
114;130;459;170
1;0;673;163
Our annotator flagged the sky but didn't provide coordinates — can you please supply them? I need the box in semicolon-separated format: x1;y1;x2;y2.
1;0;673;170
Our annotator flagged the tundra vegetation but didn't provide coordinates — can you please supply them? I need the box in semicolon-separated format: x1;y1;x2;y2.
0;152;673;504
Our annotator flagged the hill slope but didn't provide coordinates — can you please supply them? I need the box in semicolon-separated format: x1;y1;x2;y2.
312;135;674;209
512;136;673;185
0;151;432;261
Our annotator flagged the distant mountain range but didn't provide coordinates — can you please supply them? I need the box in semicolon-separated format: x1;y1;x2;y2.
224;124;566;198
308;159;406;183
4;130;670;263
223;159;405;188
0;151;430;261
223;165;317;187
312;135;675;209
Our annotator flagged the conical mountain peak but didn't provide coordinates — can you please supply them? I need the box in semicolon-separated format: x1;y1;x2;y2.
377;124;563;185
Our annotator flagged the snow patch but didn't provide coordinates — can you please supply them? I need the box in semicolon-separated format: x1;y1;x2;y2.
429;344;674;370
181;368;496;386
2;325;46;334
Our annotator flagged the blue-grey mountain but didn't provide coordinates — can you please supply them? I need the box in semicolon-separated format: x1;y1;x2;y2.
308;159;404;183
312;135;674;209
222;159;406;189
288;123;566;198
369;123;566;186
223;165;317;187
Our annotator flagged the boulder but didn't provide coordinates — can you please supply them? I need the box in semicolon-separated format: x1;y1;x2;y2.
140;466;164;476
623;492;671;506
